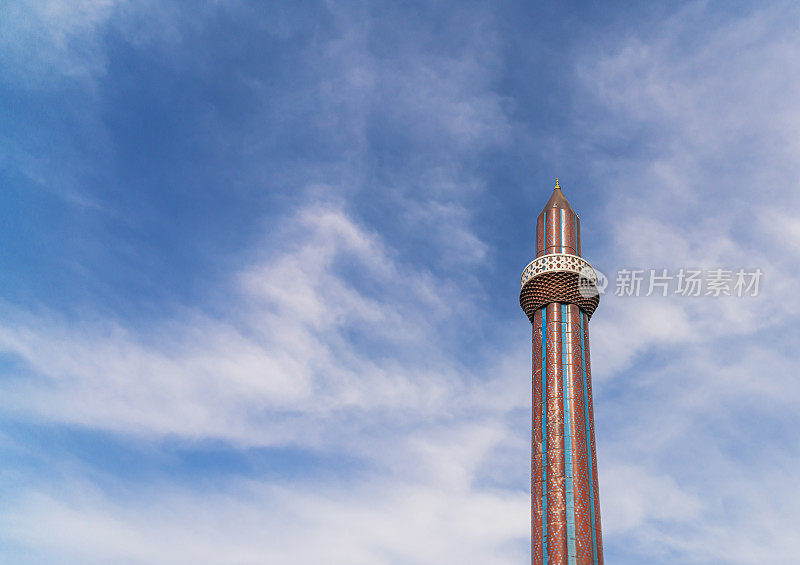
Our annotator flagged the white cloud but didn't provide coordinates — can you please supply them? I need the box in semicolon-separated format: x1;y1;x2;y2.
0;5;529;558
571;4;800;563
0;0;121;88
601;463;702;535
571;2;800;373
4;3;800;564
0;195;532;561
0;470;528;565
0;202;463;441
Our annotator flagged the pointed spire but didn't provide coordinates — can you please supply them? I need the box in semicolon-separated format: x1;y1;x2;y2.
540;177;575;215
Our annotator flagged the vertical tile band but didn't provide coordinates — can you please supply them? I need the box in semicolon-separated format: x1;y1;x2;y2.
540;198;549;563
562;304;576;563
582;316;603;564
543;307;550;562
537;212;545;258
533;310;544;565
567;305;592;564
546;303;567;564
580;313;599;564
546;208;559;256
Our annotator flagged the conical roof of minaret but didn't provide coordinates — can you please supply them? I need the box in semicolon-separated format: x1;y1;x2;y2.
540;178;576;216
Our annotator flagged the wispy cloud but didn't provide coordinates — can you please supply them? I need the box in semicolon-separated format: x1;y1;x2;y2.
0;195;531;560
572;3;800;563
0;201;477;440
1;468;528;564
1;2;799;564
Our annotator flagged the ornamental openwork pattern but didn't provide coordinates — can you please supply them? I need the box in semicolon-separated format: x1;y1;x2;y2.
521;254;596;288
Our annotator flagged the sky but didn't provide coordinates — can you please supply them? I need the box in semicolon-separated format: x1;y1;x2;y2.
1;1;799;563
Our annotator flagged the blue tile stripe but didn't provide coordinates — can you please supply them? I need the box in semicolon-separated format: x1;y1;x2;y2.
542;209;548;564
544;199;548;256
541;306;548;563
580;313;599;565
574;212;579;256
563;304;576;564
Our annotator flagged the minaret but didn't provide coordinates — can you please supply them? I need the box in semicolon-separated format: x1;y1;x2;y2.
520;179;603;565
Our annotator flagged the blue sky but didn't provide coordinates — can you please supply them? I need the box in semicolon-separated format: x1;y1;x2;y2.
1;1;799;563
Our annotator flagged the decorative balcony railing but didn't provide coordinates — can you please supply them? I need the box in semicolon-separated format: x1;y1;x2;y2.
520;253;597;288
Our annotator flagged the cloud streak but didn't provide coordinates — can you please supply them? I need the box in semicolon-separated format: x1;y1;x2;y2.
1;2;800;564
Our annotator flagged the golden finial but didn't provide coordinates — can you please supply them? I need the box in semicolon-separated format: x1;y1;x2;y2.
554;178;560;190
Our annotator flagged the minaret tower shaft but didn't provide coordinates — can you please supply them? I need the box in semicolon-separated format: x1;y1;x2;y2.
520;179;603;565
